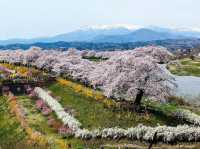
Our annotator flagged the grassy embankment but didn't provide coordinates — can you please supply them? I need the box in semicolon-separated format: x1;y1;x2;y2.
13;85;192;148
47;79;200;148
48;79;192;129
16;95;82;149
2;83;200;148
0;96;27;148
168;58;200;77
10;89;158;148
2;61;200;148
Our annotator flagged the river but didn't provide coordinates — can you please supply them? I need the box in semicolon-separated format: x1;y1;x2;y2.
162;65;200;105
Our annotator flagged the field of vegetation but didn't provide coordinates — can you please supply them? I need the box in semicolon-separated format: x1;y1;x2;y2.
168;58;200;77
1;47;200;148
0;96;27;148
1;82;199;148
2;79;200;148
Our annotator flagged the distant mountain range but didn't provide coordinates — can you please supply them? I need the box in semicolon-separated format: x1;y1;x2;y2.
1;25;200;45
1;39;200;51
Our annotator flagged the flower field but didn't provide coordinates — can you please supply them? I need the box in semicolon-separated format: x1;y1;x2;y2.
3;86;200;148
47;83;200;142
57;78;118;108
7;93;69;148
1;78;200;148
0;96;26;148
49;83;173;129
1;47;200;148
0;62;51;85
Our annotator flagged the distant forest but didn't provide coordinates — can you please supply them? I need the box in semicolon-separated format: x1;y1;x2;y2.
0;39;200;51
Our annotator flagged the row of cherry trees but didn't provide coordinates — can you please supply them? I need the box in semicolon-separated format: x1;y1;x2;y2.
0;46;175;109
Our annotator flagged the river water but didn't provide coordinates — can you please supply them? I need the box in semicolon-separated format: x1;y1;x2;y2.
162;65;200;105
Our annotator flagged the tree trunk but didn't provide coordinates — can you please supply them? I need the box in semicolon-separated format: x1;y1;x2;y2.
133;89;144;111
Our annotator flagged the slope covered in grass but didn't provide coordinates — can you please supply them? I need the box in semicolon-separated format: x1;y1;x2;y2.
16;96;57;136
15;95;87;148
48;83;181;130
168;58;200;77
0;96;26;148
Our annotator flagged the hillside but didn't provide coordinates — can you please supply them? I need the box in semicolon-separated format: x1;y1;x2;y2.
1;47;200;148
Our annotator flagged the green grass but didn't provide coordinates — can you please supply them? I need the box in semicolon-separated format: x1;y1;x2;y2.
48;83;181;129
82;56;109;62
1;87;200;148
181;58;200;67
1;91;200;149
15;95;134;148
2;63;200;148
14;94;157;148
16;95;86;148
168;58;200;77
0;96;28;148
16;87;191;148
16;96;58;136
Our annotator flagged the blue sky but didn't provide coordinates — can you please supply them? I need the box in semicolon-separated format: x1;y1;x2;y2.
0;0;200;39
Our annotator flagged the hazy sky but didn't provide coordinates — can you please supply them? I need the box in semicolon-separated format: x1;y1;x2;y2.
0;0;200;39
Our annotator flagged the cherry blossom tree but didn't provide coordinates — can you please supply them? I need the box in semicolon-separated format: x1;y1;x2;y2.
52;55;95;84
0;46;175;110
88;54;176;110
67;48;80;56
23;46;42;65
132;46;173;63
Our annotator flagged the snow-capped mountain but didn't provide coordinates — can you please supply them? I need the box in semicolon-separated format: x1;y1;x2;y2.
147;26;200;38
81;24;143;31
0;25;200;45
92;28;185;43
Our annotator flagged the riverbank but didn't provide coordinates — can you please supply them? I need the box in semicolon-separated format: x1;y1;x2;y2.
167;58;200;105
